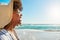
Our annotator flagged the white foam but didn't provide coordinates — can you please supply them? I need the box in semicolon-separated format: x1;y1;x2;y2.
15;29;60;32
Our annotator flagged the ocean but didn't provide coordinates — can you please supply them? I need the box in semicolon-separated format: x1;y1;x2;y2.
16;24;60;30
15;24;60;40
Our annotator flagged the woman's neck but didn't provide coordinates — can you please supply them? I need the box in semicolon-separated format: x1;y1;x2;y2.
4;23;14;32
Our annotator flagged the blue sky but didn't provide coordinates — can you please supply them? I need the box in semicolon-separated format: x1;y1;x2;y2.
0;0;10;5
22;0;60;24
0;0;10;3
0;0;60;24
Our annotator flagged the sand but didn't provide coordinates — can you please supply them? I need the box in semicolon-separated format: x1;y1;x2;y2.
15;29;60;40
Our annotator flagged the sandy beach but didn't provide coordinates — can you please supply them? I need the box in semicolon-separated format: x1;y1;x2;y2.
15;29;60;40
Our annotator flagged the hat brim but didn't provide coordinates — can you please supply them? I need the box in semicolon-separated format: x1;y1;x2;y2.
0;0;13;28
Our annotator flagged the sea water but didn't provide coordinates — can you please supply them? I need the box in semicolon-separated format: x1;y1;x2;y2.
16;24;60;30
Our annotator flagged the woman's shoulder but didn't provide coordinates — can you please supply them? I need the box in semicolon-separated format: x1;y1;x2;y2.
0;29;13;40
0;29;6;40
0;29;4;35
0;29;7;35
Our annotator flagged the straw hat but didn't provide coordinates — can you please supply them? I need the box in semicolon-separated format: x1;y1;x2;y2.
0;0;13;28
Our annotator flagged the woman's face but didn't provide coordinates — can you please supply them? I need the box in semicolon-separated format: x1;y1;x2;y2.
11;10;22;27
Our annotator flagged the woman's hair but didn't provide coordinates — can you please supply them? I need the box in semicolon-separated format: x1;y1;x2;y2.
13;1;22;11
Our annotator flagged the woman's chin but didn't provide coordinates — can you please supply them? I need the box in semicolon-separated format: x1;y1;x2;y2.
16;23;21;26
13;22;21;26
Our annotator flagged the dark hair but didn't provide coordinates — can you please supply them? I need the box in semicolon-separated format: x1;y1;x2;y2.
13;1;22;11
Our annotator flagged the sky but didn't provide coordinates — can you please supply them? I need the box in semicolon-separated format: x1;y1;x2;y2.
0;0;9;2
0;0;60;24
22;0;60;24
0;0;10;5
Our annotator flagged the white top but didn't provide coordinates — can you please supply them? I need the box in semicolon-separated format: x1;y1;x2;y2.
8;31;17;40
0;29;19;40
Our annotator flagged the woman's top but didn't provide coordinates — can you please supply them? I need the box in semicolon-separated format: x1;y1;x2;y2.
0;29;19;40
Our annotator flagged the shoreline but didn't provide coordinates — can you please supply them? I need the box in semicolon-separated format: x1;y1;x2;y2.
15;29;60;32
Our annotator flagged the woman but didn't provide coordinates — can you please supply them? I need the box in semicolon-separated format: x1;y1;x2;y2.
0;0;22;40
